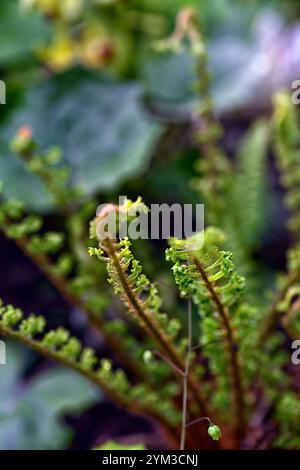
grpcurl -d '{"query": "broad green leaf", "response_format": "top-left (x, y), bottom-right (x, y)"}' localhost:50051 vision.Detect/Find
top-left (0, 0), bottom-right (50, 66)
top-left (0, 70), bottom-right (163, 211)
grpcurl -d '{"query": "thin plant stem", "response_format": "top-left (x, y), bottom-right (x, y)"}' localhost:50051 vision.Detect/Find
top-left (152, 350), bottom-right (184, 377)
top-left (180, 298), bottom-right (193, 450)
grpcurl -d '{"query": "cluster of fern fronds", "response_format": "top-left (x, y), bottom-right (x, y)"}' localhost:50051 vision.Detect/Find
top-left (1, 7), bottom-right (300, 450)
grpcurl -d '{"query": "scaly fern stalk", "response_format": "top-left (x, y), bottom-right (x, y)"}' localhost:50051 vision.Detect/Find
top-left (180, 298), bottom-right (193, 450)
top-left (166, 228), bottom-right (247, 440)
top-left (0, 299), bottom-right (180, 432)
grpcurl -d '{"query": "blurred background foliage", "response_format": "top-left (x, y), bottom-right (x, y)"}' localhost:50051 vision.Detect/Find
top-left (1, 0), bottom-right (300, 210)
top-left (0, 0), bottom-right (299, 449)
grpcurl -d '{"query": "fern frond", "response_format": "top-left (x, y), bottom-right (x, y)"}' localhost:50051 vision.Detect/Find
top-left (11, 127), bottom-right (81, 208)
top-left (0, 299), bottom-right (179, 428)
top-left (272, 92), bottom-right (300, 237)
top-left (0, 192), bottom-right (147, 382)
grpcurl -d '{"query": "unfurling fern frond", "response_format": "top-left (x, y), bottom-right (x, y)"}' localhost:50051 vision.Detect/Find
top-left (275, 392), bottom-right (300, 449)
top-left (89, 201), bottom-right (210, 416)
top-left (166, 228), bottom-right (250, 437)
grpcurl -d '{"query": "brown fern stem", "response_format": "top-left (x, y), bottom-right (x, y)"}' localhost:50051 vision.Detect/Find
top-left (193, 257), bottom-right (245, 439)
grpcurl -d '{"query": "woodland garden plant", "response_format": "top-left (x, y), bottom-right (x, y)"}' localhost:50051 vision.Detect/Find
top-left (0, 1), bottom-right (300, 450)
